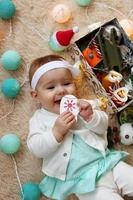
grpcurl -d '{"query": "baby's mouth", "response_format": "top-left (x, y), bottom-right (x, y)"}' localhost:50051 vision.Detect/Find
top-left (54, 99), bottom-right (61, 105)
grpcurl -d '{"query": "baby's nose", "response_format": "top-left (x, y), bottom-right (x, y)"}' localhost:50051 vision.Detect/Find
top-left (57, 85), bottom-right (66, 94)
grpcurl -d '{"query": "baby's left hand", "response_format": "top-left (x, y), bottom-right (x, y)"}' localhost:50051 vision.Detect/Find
top-left (78, 100), bottom-right (93, 122)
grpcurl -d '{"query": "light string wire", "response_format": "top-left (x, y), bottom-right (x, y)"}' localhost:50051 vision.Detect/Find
top-left (20, 61), bottom-right (30, 87)
top-left (0, 60), bottom-right (29, 121)
top-left (0, 99), bottom-right (15, 121)
top-left (127, 9), bottom-right (133, 19)
top-left (86, 2), bottom-right (129, 20)
top-left (11, 155), bottom-right (24, 200)
top-left (17, 16), bottom-right (48, 42)
top-left (0, 19), bottom-right (13, 42)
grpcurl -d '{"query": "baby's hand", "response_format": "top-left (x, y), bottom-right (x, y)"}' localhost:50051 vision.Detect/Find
top-left (53, 111), bottom-right (76, 142)
top-left (78, 100), bottom-right (93, 122)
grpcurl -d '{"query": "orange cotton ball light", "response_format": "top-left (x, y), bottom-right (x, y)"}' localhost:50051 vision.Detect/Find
top-left (0, 31), bottom-right (5, 41)
top-left (52, 4), bottom-right (71, 24)
top-left (119, 19), bottom-right (133, 41)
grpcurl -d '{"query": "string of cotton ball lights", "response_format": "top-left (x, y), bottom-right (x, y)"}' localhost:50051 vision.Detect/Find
top-left (0, 133), bottom-right (42, 200)
top-left (0, 50), bottom-right (21, 120)
top-left (0, 50), bottom-right (21, 99)
top-left (0, 133), bottom-right (24, 199)
top-left (0, 57), bottom-right (29, 121)
top-left (0, 133), bottom-right (41, 200)
top-left (0, 48), bottom-right (31, 200)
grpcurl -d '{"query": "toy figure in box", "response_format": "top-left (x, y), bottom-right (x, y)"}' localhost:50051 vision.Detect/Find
top-left (97, 25), bottom-right (122, 72)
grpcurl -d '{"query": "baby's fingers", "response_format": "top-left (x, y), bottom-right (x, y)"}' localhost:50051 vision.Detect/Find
top-left (67, 117), bottom-right (76, 128)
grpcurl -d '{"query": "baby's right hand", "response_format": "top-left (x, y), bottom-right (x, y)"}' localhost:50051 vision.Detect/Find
top-left (53, 111), bottom-right (76, 142)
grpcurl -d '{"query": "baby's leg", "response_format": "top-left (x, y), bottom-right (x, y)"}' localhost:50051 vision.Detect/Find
top-left (76, 188), bottom-right (123, 200)
top-left (76, 171), bottom-right (124, 200)
top-left (113, 161), bottom-right (133, 197)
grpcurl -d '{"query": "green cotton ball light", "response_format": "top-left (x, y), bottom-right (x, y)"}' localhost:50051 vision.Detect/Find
top-left (20, 182), bottom-right (41, 200)
top-left (75, 0), bottom-right (92, 6)
top-left (1, 78), bottom-right (21, 98)
top-left (0, 134), bottom-right (20, 155)
top-left (49, 37), bottom-right (64, 52)
top-left (49, 26), bottom-right (79, 52)
top-left (1, 50), bottom-right (21, 70)
top-left (0, 0), bottom-right (16, 20)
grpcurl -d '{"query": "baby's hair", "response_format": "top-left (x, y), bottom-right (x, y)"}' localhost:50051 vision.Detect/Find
top-left (29, 54), bottom-right (64, 86)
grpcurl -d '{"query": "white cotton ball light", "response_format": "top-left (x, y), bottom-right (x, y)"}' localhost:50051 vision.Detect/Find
top-left (120, 123), bottom-right (133, 145)
top-left (52, 4), bottom-right (71, 24)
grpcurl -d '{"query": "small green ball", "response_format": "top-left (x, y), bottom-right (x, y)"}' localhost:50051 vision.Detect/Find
top-left (1, 78), bottom-right (21, 98)
top-left (89, 53), bottom-right (94, 59)
top-left (1, 50), bottom-right (21, 70)
top-left (20, 182), bottom-right (41, 200)
top-left (0, 0), bottom-right (16, 20)
top-left (0, 134), bottom-right (20, 155)
top-left (75, 0), bottom-right (91, 6)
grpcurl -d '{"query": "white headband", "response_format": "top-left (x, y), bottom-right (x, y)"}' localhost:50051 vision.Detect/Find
top-left (31, 60), bottom-right (80, 90)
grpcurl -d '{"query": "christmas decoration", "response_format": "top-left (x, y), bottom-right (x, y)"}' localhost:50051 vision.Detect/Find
top-left (102, 70), bottom-right (123, 91)
top-left (0, 133), bottom-right (20, 154)
top-left (20, 182), bottom-right (41, 200)
top-left (75, 0), bottom-right (92, 7)
top-left (119, 106), bottom-right (133, 125)
top-left (0, 0), bottom-right (16, 20)
top-left (1, 78), bottom-right (21, 98)
top-left (52, 4), bottom-right (71, 24)
top-left (49, 26), bottom-right (79, 52)
top-left (119, 123), bottom-right (133, 145)
top-left (1, 50), bottom-right (21, 70)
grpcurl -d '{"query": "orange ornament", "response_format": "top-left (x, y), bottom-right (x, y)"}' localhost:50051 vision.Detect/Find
top-left (102, 71), bottom-right (123, 91)
top-left (82, 47), bottom-right (102, 68)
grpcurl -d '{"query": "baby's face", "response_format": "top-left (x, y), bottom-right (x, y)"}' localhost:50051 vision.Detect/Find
top-left (36, 68), bottom-right (76, 114)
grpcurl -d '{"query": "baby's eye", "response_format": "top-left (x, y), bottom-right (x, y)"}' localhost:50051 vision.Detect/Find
top-left (64, 82), bottom-right (71, 86)
top-left (47, 86), bottom-right (55, 90)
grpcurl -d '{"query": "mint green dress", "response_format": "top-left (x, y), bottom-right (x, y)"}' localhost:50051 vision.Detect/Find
top-left (39, 135), bottom-right (128, 200)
